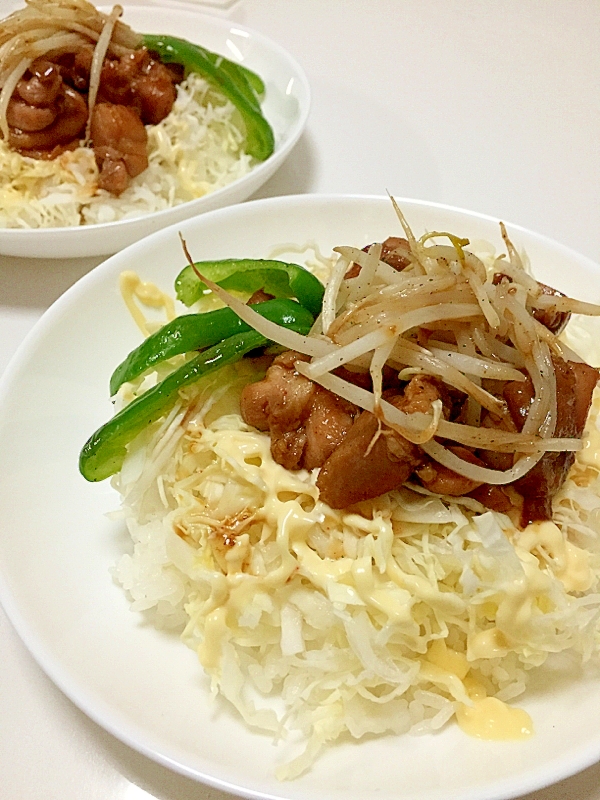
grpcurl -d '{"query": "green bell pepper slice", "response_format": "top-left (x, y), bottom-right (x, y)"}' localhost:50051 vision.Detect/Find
top-left (109, 298), bottom-right (314, 396)
top-left (80, 330), bottom-right (266, 482)
top-left (80, 292), bottom-right (316, 481)
top-left (175, 258), bottom-right (325, 317)
top-left (142, 33), bottom-right (274, 161)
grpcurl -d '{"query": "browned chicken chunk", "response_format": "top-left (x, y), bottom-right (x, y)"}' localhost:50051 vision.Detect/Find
top-left (493, 273), bottom-right (571, 336)
top-left (503, 357), bottom-right (599, 525)
top-left (58, 49), bottom-right (94, 92)
top-left (416, 446), bottom-right (484, 496)
top-left (240, 351), bottom-right (357, 471)
top-left (8, 83), bottom-right (87, 153)
top-left (316, 409), bottom-right (420, 508)
top-left (91, 103), bottom-right (149, 195)
top-left (98, 48), bottom-right (179, 125)
top-left (15, 59), bottom-right (62, 106)
top-left (345, 236), bottom-right (412, 279)
top-left (316, 376), bottom-right (444, 508)
top-left (5, 46), bottom-right (181, 192)
top-left (7, 99), bottom-right (57, 132)
top-left (239, 285), bottom-right (597, 520)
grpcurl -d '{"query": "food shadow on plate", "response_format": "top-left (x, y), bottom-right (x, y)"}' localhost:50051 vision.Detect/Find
top-left (250, 131), bottom-right (317, 200)
top-left (98, 688), bottom-right (600, 800)
top-left (100, 728), bottom-right (237, 800)
top-left (519, 649), bottom-right (600, 700)
top-left (516, 759), bottom-right (600, 800)
top-left (0, 254), bottom-right (104, 311)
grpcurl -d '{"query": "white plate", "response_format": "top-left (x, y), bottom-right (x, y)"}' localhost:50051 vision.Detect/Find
top-left (0, 6), bottom-right (310, 259)
top-left (2, 195), bottom-right (600, 800)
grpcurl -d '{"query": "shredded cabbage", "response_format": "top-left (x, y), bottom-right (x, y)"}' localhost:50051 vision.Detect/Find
top-left (112, 350), bottom-right (600, 779)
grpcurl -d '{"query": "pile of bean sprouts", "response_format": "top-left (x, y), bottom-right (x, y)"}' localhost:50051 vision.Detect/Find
top-left (187, 199), bottom-right (600, 487)
top-left (0, 0), bottom-right (141, 141)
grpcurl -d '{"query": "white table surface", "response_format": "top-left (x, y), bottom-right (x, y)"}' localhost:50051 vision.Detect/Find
top-left (2, 1), bottom-right (600, 798)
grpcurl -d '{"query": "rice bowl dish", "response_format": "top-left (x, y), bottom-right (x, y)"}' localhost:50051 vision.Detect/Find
top-left (78, 198), bottom-right (600, 779)
top-left (0, 4), bottom-right (310, 258)
top-left (4, 196), bottom-right (600, 800)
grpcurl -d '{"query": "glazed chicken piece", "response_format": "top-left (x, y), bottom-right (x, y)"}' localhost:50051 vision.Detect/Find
top-left (241, 337), bottom-right (598, 518)
top-left (247, 289), bottom-right (275, 305)
top-left (240, 350), bottom-right (357, 471)
top-left (98, 47), bottom-right (179, 125)
top-left (7, 98), bottom-right (57, 132)
top-left (503, 356), bottom-right (598, 526)
top-left (344, 236), bottom-right (412, 279)
top-left (59, 49), bottom-right (94, 92)
top-left (13, 59), bottom-right (62, 107)
top-left (469, 484), bottom-right (515, 515)
top-left (416, 446), bottom-right (484, 497)
top-left (493, 273), bottom-right (571, 336)
top-left (90, 103), bottom-right (149, 195)
top-left (316, 375), bottom-right (445, 508)
top-left (7, 59), bottom-right (87, 156)
top-left (315, 408), bottom-right (420, 508)
top-left (6, 46), bottom-right (180, 191)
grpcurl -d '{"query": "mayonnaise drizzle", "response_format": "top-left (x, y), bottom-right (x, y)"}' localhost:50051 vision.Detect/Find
top-left (515, 520), bottom-right (593, 593)
top-left (119, 271), bottom-right (175, 336)
top-left (456, 695), bottom-right (533, 740)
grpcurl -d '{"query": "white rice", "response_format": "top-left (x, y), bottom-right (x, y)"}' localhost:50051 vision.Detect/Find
top-left (0, 72), bottom-right (255, 229)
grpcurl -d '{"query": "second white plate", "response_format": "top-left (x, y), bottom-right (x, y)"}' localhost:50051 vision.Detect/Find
top-left (0, 5), bottom-right (310, 259)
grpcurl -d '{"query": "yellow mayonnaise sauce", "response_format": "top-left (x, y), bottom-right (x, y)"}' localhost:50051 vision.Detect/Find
top-left (515, 520), bottom-right (593, 593)
top-left (119, 271), bottom-right (175, 336)
top-left (456, 678), bottom-right (533, 740)
top-left (456, 698), bottom-right (533, 740)
top-left (427, 638), bottom-right (533, 740)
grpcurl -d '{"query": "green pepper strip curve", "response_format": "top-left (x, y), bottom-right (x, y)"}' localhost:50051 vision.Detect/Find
top-left (143, 33), bottom-right (263, 109)
top-left (233, 62), bottom-right (265, 98)
top-left (175, 259), bottom-right (325, 317)
top-left (109, 298), bottom-right (314, 396)
top-left (165, 38), bottom-right (265, 101)
top-left (142, 34), bottom-right (274, 161)
top-left (80, 330), bottom-right (266, 482)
